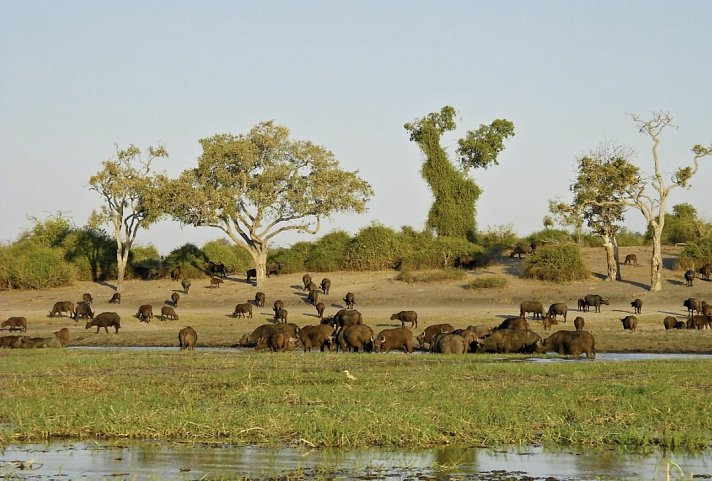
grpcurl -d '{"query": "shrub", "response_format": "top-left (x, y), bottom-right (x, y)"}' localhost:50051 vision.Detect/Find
top-left (61, 227), bottom-right (116, 281)
top-left (678, 237), bottom-right (712, 271)
top-left (527, 229), bottom-right (574, 246)
top-left (202, 239), bottom-right (252, 274)
top-left (476, 225), bottom-right (519, 251)
top-left (522, 244), bottom-right (589, 283)
top-left (466, 276), bottom-right (508, 290)
top-left (270, 242), bottom-right (312, 274)
top-left (400, 236), bottom-right (484, 270)
top-left (305, 230), bottom-right (351, 272)
top-left (0, 241), bottom-right (75, 289)
top-left (397, 268), bottom-right (467, 284)
top-left (615, 230), bottom-right (646, 247)
top-left (163, 244), bottom-right (208, 278)
top-left (345, 223), bottom-right (409, 270)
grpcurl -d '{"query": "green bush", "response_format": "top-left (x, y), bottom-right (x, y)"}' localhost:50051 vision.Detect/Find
top-left (269, 242), bottom-right (312, 274)
top-left (345, 223), bottom-right (409, 271)
top-left (163, 244), bottom-right (208, 278)
top-left (476, 225), bottom-right (519, 251)
top-left (202, 239), bottom-right (252, 274)
top-left (522, 244), bottom-right (589, 283)
top-left (396, 268), bottom-right (467, 284)
top-left (400, 236), bottom-right (484, 270)
top-left (0, 241), bottom-right (75, 289)
top-left (304, 230), bottom-right (351, 272)
top-left (61, 227), bottom-right (116, 281)
top-left (615, 229), bottom-right (646, 247)
top-left (527, 229), bottom-right (574, 246)
top-left (466, 276), bottom-right (508, 290)
top-left (678, 237), bottom-right (712, 271)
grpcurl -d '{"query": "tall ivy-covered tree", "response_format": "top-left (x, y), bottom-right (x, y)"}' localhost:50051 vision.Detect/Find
top-left (165, 121), bottom-right (373, 287)
top-left (89, 144), bottom-right (169, 292)
top-left (404, 106), bottom-right (514, 241)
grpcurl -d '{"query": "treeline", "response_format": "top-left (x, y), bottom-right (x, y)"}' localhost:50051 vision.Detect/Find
top-left (3, 215), bottom-right (712, 290)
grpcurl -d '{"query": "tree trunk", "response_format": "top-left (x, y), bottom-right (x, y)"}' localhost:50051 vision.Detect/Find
top-left (612, 235), bottom-right (622, 281)
top-left (115, 249), bottom-right (125, 293)
top-left (650, 227), bottom-right (664, 292)
top-left (601, 234), bottom-right (618, 282)
top-left (252, 246), bottom-right (268, 288)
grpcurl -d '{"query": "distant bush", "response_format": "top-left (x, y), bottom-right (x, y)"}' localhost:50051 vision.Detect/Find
top-left (397, 268), bottom-right (467, 284)
top-left (305, 230), bottom-right (351, 272)
top-left (0, 241), bottom-right (75, 290)
top-left (615, 230), bottom-right (646, 247)
top-left (202, 239), bottom-right (252, 274)
top-left (61, 227), bottom-right (116, 281)
top-left (270, 242), bottom-right (312, 274)
top-left (345, 223), bottom-right (408, 270)
top-left (163, 244), bottom-right (208, 278)
top-left (522, 244), bottom-right (589, 283)
top-left (400, 236), bottom-right (484, 270)
top-left (527, 229), bottom-right (574, 246)
top-left (476, 225), bottom-right (519, 251)
top-left (678, 237), bottom-right (712, 271)
top-left (466, 276), bottom-right (508, 290)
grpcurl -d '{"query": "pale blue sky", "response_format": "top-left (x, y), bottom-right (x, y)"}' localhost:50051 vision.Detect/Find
top-left (2, 1), bottom-right (711, 254)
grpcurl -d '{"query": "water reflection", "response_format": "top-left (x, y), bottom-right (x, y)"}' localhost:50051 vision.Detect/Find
top-left (1, 441), bottom-right (710, 481)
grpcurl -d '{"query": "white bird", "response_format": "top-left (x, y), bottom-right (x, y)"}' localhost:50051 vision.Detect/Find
top-left (343, 370), bottom-right (357, 381)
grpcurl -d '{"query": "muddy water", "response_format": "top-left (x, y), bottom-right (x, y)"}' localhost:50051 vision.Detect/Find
top-left (1, 442), bottom-right (710, 481)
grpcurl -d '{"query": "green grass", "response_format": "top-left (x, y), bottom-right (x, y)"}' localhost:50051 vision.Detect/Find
top-left (396, 269), bottom-right (468, 283)
top-left (0, 350), bottom-right (710, 450)
top-left (465, 276), bottom-right (508, 290)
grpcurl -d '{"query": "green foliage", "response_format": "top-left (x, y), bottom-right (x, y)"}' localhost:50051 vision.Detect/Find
top-left (22, 214), bottom-right (72, 247)
top-left (61, 227), bottom-right (116, 281)
top-left (130, 244), bottom-right (161, 263)
top-left (679, 237), bottom-right (712, 271)
top-left (466, 276), bottom-right (508, 290)
top-left (202, 239), bottom-right (252, 273)
top-left (400, 236), bottom-right (484, 270)
top-left (345, 223), bottom-right (408, 270)
top-left (615, 229), bottom-right (646, 247)
top-left (396, 268), bottom-right (467, 284)
top-left (269, 242), bottom-right (313, 274)
top-left (0, 241), bottom-right (75, 289)
top-left (456, 118), bottom-right (516, 171)
top-left (522, 244), bottom-right (589, 283)
top-left (304, 230), bottom-right (351, 272)
top-left (527, 229), bottom-right (574, 246)
top-left (163, 244), bottom-right (208, 278)
top-left (645, 203), bottom-right (708, 245)
top-left (475, 225), bottom-right (519, 251)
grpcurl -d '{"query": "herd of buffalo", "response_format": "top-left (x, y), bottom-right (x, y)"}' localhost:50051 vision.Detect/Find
top-left (2, 267), bottom-right (711, 356)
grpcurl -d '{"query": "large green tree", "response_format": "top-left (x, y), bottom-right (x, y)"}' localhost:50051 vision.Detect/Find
top-left (89, 144), bottom-right (169, 292)
top-left (165, 121), bottom-right (373, 286)
top-left (404, 106), bottom-right (514, 241)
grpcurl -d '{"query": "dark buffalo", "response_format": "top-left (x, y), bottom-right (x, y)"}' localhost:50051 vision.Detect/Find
top-left (683, 298), bottom-right (702, 317)
top-left (210, 277), bottom-right (223, 288)
top-left (673, 320), bottom-right (687, 329)
top-left (82, 293), bottom-right (93, 305)
top-left (161, 306), bottom-right (179, 321)
top-left (375, 327), bottom-right (414, 353)
top-left (181, 279), bottom-right (191, 294)
top-left (497, 317), bottom-right (530, 331)
top-left (256, 331), bottom-right (288, 352)
top-left (520, 300), bottom-right (545, 320)
top-left (390, 310), bottom-right (418, 328)
top-left (171, 292), bottom-right (180, 307)
top-left (86, 312), bottom-right (121, 333)
top-left (577, 298), bottom-right (588, 312)
top-left (685, 270), bottom-right (696, 287)
top-left (1, 317), bottom-right (27, 332)
top-left (536, 330), bottom-right (595, 359)
top-left (662, 316), bottom-right (677, 330)
top-left (267, 262), bottom-right (282, 277)
top-left (315, 301), bottom-right (326, 319)
top-left (321, 278), bottom-right (331, 294)
top-left (510, 244), bottom-right (533, 259)
top-left (699, 263), bottom-right (712, 280)
top-left (621, 315), bottom-right (638, 330)
top-left (623, 254), bottom-right (638, 266)
top-left (170, 266), bottom-right (182, 281)
top-left (49, 301), bottom-right (74, 318)
top-left (630, 298), bottom-right (643, 314)
top-left (338, 324), bottom-right (374, 353)
top-left (207, 261), bottom-right (227, 278)
top-left (416, 323), bottom-right (455, 349)
top-left (687, 315), bottom-right (710, 330)
top-left (232, 303), bottom-right (253, 319)
top-left (451, 325), bottom-right (493, 339)
top-left (302, 274), bottom-right (312, 290)
top-left (333, 309), bottom-right (362, 327)
top-left (246, 268), bottom-right (257, 283)
top-left (178, 326), bottom-right (197, 350)
top-left (297, 324), bottom-right (335, 352)
top-left (274, 308), bottom-right (288, 324)
top-left (308, 289), bottom-right (320, 306)
top-left (108, 293), bottom-right (121, 304)
top-left (241, 323), bottom-right (300, 347)
top-left (547, 303), bottom-right (568, 322)
top-left (255, 291), bottom-right (266, 307)
top-left (542, 316), bottom-right (558, 331)
top-left (73, 301), bottom-right (94, 321)
top-left (273, 299), bottom-right (284, 312)
top-left (573, 316), bottom-right (585, 331)
top-left (53, 327), bottom-right (70, 346)
top-left (306, 281), bottom-right (318, 293)
top-left (343, 292), bottom-right (356, 309)
top-left (583, 294), bottom-right (609, 313)
top-left (473, 329), bottom-right (542, 354)
top-left (432, 333), bottom-right (469, 354)
top-left (135, 304), bottom-right (153, 322)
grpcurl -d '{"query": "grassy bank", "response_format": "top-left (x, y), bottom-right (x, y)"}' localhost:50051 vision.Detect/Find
top-left (1, 350), bottom-right (710, 449)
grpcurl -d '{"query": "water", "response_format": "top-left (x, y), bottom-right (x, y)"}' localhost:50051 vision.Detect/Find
top-left (1, 442), bottom-right (710, 481)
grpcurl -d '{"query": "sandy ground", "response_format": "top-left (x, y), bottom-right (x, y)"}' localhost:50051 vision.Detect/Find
top-left (1, 246), bottom-right (711, 352)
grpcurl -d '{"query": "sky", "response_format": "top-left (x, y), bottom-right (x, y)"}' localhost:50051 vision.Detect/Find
top-left (2, 1), bottom-right (711, 255)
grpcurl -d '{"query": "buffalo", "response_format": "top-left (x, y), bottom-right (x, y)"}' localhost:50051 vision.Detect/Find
top-left (623, 254), bottom-right (638, 266)
top-left (49, 301), bottom-right (74, 318)
top-left (333, 309), bottom-right (362, 327)
top-left (663, 316), bottom-right (677, 330)
top-left (496, 317), bottom-right (530, 331)
top-left (82, 293), bottom-right (93, 305)
top-left (274, 308), bottom-right (288, 324)
top-left (108, 293), bottom-right (121, 304)
top-left (343, 292), bottom-right (356, 309)
top-left (699, 263), bottom-right (712, 280)
top-left (232, 303), bottom-right (253, 319)
top-left (510, 244), bottom-right (533, 259)
top-left (687, 315), bottom-right (710, 330)
top-left (520, 300), bottom-right (545, 320)
top-left (210, 277), bottom-right (223, 288)
top-left (254, 291), bottom-right (266, 307)
top-left (86, 312), bottom-right (121, 333)
top-left (181, 279), bottom-right (191, 294)
top-left (178, 326), bottom-right (197, 350)
top-left (375, 327), bottom-right (414, 353)
top-left (416, 323), bottom-right (454, 349)
top-left (267, 262), bottom-right (282, 277)
top-left (321, 277), bottom-right (331, 294)
top-left (630, 298), bottom-right (643, 314)
top-left (337, 324), bottom-right (374, 353)
top-left (256, 331), bottom-right (288, 352)
top-left (390, 310), bottom-right (418, 328)
top-left (684, 270), bottom-right (696, 287)
top-left (432, 333), bottom-right (469, 354)
top-left (308, 289), bottom-right (320, 306)
top-left (170, 266), bottom-right (182, 281)
top-left (73, 301), bottom-right (94, 321)
top-left (542, 316), bottom-right (558, 331)
top-left (315, 301), bottom-right (326, 319)
top-left (241, 323), bottom-right (300, 347)
top-left (683, 298), bottom-right (702, 317)
top-left (547, 303), bottom-right (568, 322)
top-left (473, 329), bottom-right (542, 354)
top-left (297, 324), bottom-right (335, 352)
top-left (246, 268), bottom-right (257, 283)
top-left (302, 274), bottom-right (313, 290)
top-left (171, 292), bottom-right (180, 307)
top-left (577, 298), bottom-right (588, 312)
top-left (2, 317), bottom-right (27, 332)
top-left (536, 330), bottom-right (595, 358)
top-left (583, 294), bottom-right (609, 313)
top-left (573, 316), bottom-right (585, 331)
top-left (621, 315), bottom-right (638, 330)
top-left (207, 261), bottom-right (227, 278)
top-left (135, 304), bottom-right (153, 322)
top-left (161, 306), bottom-right (179, 321)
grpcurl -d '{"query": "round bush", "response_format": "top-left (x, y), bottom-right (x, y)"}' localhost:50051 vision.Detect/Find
top-left (305, 230), bottom-right (351, 272)
top-left (522, 244), bottom-right (589, 283)
top-left (345, 224), bottom-right (409, 271)
top-left (679, 237), bottom-right (712, 271)
top-left (0, 241), bottom-right (75, 289)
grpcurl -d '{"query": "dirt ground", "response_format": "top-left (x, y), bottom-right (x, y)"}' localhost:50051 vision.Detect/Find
top-left (1, 246), bottom-right (711, 352)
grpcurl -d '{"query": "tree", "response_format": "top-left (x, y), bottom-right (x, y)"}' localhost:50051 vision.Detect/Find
top-left (547, 200), bottom-right (585, 244)
top-left (89, 144), bottom-right (169, 292)
top-left (627, 113), bottom-right (712, 291)
top-left (404, 106), bottom-right (514, 241)
top-left (165, 121), bottom-right (373, 286)
top-left (645, 203), bottom-right (709, 245)
top-left (568, 143), bottom-right (639, 282)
